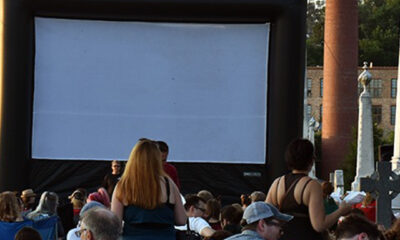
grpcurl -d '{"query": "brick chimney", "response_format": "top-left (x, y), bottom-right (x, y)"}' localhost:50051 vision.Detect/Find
top-left (321, 0), bottom-right (358, 179)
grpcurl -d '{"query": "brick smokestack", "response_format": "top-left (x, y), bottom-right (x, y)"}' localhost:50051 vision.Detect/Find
top-left (321, 0), bottom-right (358, 180)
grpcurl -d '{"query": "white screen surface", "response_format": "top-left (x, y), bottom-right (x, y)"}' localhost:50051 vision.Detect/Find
top-left (32, 17), bottom-right (269, 163)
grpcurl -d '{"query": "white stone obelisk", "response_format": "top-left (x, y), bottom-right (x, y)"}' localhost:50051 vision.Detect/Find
top-left (308, 117), bottom-right (319, 178)
top-left (352, 62), bottom-right (375, 191)
top-left (391, 39), bottom-right (400, 213)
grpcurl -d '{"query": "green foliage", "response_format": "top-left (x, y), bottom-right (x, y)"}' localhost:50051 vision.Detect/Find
top-left (306, 1), bottom-right (325, 66)
top-left (358, 0), bottom-right (400, 66)
top-left (341, 124), bottom-right (393, 191)
top-left (307, 0), bottom-right (400, 66)
top-left (385, 130), bottom-right (395, 145)
top-left (342, 127), bottom-right (358, 191)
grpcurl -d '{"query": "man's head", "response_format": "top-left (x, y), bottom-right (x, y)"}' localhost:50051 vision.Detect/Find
top-left (79, 207), bottom-right (121, 240)
top-left (197, 190), bottom-right (214, 203)
top-left (221, 204), bottom-right (243, 227)
top-left (157, 141), bottom-right (169, 162)
top-left (335, 214), bottom-right (384, 240)
top-left (15, 227), bottom-right (42, 240)
top-left (184, 195), bottom-right (206, 218)
top-left (250, 191), bottom-right (266, 203)
top-left (242, 202), bottom-right (293, 240)
top-left (20, 189), bottom-right (36, 206)
top-left (111, 160), bottom-right (121, 175)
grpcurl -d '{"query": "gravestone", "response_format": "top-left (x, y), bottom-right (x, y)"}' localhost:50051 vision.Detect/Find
top-left (329, 172), bottom-right (335, 184)
top-left (334, 170), bottom-right (344, 196)
top-left (360, 161), bottom-right (400, 228)
top-left (308, 117), bottom-right (319, 179)
top-left (352, 62), bottom-right (375, 191)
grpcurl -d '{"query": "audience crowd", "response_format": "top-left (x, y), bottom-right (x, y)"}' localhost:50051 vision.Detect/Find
top-left (1, 138), bottom-right (399, 240)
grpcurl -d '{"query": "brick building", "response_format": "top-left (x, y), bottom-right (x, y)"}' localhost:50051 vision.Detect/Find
top-left (306, 66), bottom-right (397, 136)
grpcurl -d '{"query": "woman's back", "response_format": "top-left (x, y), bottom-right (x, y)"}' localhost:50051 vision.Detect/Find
top-left (111, 139), bottom-right (187, 240)
top-left (123, 204), bottom-right (175, 239)
top-left (276, 173), bottom-right (323, 240)
top-left (121, 177), bottom-right (176, 240)
top-left (267, 139), bottom-right (351, 240)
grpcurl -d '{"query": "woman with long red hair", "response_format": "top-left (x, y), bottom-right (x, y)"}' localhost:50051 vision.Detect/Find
top-left (111, 139), bottom-right (186, 239)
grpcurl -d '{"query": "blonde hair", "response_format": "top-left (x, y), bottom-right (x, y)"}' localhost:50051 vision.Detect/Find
top-left (116, 140), bottom-right (165, 209)
top-left (362, 192), bottom-right (374, 206)
top-left (0, 191), bottom-right (21, 222)
top-left (71, 198), bottom-right (85, 208)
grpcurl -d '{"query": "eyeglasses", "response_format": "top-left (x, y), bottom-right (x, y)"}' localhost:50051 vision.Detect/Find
top-left (195, 206), bottom-right (206, 212)
top-left (264, 220), bottom-right (285, 235)
top-left (264, 220), bottom-right (283, 228)
top-left (75, 228), bottom-right (88, 237)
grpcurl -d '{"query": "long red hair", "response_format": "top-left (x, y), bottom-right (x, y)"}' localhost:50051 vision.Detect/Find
top-left (116, 140), bottom-right (165, 209)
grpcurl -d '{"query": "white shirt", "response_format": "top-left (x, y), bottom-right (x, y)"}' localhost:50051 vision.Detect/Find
top-left (66, 227), bottom-right (80, 240)
top-left (175, 217), bottom-right (211, 234)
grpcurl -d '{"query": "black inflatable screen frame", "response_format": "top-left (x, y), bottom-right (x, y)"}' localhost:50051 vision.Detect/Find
top-left (1, 0), bottom-right (306, 203)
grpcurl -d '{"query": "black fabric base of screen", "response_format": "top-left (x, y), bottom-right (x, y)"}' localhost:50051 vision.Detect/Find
top-left (30, 159), bottom-right (271, 205)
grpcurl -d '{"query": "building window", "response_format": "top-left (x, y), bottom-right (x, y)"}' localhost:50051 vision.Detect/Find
top-left (320, 78), bottom-right (323, 97)
top-left (391, 79), bottom-right (397, 98)
top-left (358, 79), bottom-right (382, 98)
top-left (371, 79), bottom-right (382, 98)
top-left (372, 105), bottom-right (382, 124)
top-left (391, 105), bottom-right (396, 125)
top-left (307, 78), bottom-right (312, 97)
top-left (307, 104), bottom-right (312, 121)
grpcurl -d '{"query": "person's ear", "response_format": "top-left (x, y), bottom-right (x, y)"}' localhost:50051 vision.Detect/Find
top-left (189, 205), bottom-right (195, 213)
top-left (87, 230), bottom-right (94, 240)
top-left (358, 232), bottom-right (368, 240)
top-left (258, 219), bottom-right (266, 230)
top-left (222, 219), bottom-right (228, 226)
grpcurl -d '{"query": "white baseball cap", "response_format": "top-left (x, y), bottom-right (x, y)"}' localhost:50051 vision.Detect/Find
top-left (243, 202), bottom-right (293, 224)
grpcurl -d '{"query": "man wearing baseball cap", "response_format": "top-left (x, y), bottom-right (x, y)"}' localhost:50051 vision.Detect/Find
top-left (226, 202), bottom-right (293, 240)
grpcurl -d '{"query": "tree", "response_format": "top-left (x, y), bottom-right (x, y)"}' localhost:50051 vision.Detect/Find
top-left (358, 0), bottom-right (400, 66)
top-left (306, 0), bottom-right (400, 66)
top-left (306, 1), bottom-right (325, 66)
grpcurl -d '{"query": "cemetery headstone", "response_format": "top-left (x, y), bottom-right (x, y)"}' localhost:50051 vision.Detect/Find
top-left (360, 161), bottom-right (400, 228)
top-left (352, 62), bottom-right (375, 191)
top-left (334, 169), bottom-right (344, 196)
top-left (329, 172), bottom-right (334, 184)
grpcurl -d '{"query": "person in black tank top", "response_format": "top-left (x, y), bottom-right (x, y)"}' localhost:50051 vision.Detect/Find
top-left (278, 173), bottom-right (322, 240)
top-left (266, 139), bottom-right (351, 240)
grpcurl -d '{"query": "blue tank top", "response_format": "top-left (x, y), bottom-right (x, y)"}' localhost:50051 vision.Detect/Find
top-left (122, 177), bottom-right (175, 240)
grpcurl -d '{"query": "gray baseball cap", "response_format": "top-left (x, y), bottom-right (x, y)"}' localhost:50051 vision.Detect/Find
top-left (243, 202), bottom-right (293, 224)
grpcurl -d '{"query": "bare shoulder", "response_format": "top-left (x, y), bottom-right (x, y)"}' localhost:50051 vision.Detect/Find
top-left (267, 176), bottom-right (285, 204)
top-left (303, 178), bottom-right (323, 194)
top-left (270, 177), bottom-right (280, 187)
top-left (161, 176), bottom-right (179, 202)
top-left (274, 175), bottom-right (285, 186)
top-left (162, 175), bottom-right (178, 190)
top-left (268, 176), bottom-right (285, 192)
top-left (297, 178), bottom-right (322, 205)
